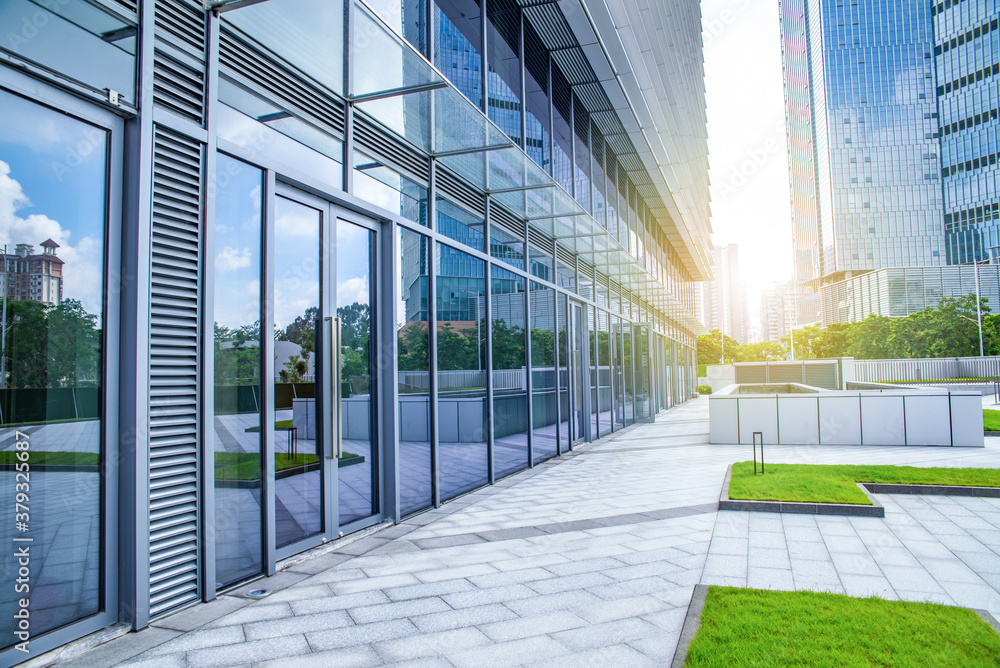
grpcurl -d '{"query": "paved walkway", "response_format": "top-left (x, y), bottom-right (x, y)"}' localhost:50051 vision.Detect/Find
top-left (66, 399), bottom-right (1000, 667)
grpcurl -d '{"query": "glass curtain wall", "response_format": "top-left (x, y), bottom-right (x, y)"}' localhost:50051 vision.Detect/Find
top-left (486, 0), bottom-right (522, 145)
top-left (551, 70), bottom-right (573, 195)
top-left (397, 228), bottom-right (433, 515)
top-left (597, 310), bottom-right (613, 436)
top-left (213, 155), bottom-right (264, 587)
top-left (589, 306), bottom-right (599, 439)
top-left (491, 265), bottom-right (528, 477)
top-left (0, 91), bottom-right (109, 646)
top-left (436, 244), bottom-right (488, 500)
top-left (523, 22), bottom-right (550, 173)
top-left (435, 0), bottom-right (483, 109)
top-left (272, 196), bottom-right (323, 547)
top-left (556, 293), bottom-right (569, 448)
top-left (530, 282), bottom-right (557, 462)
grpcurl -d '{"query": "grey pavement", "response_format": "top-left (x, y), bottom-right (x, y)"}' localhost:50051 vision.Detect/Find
top-left (64, 398), bottom-right (1000, 667)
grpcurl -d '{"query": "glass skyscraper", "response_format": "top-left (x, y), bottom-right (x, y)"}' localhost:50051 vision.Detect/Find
top-left (781, 0), bottom-right (948, 324)
top-left (936, 0), bottom-right (1000, 264)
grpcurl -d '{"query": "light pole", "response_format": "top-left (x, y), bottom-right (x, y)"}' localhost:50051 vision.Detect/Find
top-left (971, 245), bottom-right (1000, 358)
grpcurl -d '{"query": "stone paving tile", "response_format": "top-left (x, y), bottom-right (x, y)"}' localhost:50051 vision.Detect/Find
top-left (66, 399), bottom-right (1000, 667)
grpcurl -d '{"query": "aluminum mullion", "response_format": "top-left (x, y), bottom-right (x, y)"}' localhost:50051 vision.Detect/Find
top-left (484, 198), bottom-right (496, 485)
top-left (428, 162), bottom-right (441, 508)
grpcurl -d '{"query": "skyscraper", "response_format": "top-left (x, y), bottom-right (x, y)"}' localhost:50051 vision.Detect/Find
top-left (780, 0), bottom-right (947, 324)
top-left (696, 244), bottom-right (748, 343)
top-left (936, 2), bottom-right (1000, 264)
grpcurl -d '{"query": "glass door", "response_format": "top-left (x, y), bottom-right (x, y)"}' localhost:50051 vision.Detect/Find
top-left (569, 301), bottom-right (589, 444)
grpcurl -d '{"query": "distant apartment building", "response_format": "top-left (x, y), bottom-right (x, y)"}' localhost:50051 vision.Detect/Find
top-left (760, 281), bottom-right (798, 344)
top-left (2, 239), bottom-right (64, 307)
top-left (696, 244), bottom-right (748, 343)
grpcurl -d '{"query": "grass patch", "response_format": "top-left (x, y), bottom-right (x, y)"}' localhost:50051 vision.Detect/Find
top-left (729, 462), bottom-right (1000, 505)
top-left (686, 587), bottom-right (1000, 667)
top-left (0, 450), bottom-right (100, 467)
top-left (213, 451), bottom-right (359, 479)
top-left (984, 410), bottom-right (1000, 432)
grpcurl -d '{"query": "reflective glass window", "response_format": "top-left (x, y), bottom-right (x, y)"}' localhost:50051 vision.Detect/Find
top-left (491, 265), bottom-right (528, 477)
top-left (435, 0), bottom-right (483, 108)
top-left (489, 224), bottom-right (525, 269)
top-left (436, 196), bottom-right (484, 251)
top-left (530, 282), bottom-right (557, 463)
top-left (0, 90), bottom-right (109, 647)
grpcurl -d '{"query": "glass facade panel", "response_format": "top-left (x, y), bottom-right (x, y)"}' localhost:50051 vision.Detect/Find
top-left (597, 310), bottom-right (612, 436)
top-left (273, 196), bottom-right (322, 547)
top-left (491, 265), bottom-right (528, 477)
top-left (556, 293), bottom-right (569, 449)
top-left (552, 87), bottom-right (573, 195)
top-left (436, 196), bottom-right (485, 251)
top-left (529, 282), bottom-right (556, 462)
top-left (528, 245), bottom-right (551, 282)
top-left (435, 0), bottom-right (483, 109)
top-left (0, 0), bottom-right (136, 102)
top-left (337, 223), bottom-right (378, 526)
top-left (588, 306), bottom-right (598, 439)
top-left (486, 0), bottom-right (522, 144)
top-left (213, 155), bottom-right (264, 587)
top-left (353, 150), bottom-right (428, 226)
top-left (436, 244), bottom-right (488, 500)
top-left (226, 0), bottom-right (343, 95)
top-left (489, 224), bottom-right (525, 269)
top-left (397, 228), bottom-right (433, 515)
top-left (524, 23), bottom-right (550, 173)
top-left (0, 91), bottom-right (107, 648)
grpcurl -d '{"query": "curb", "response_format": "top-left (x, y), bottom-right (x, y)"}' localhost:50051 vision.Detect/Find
top-left (717, 464), bottom-right (885, 517)
top-left (862, 482), bottom-right (1000, 498)
top-left (670, 584), bottom-right (709, 668)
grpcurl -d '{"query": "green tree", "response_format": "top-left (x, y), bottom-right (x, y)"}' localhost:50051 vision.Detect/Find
top-left (696, 329), bottom-right (740, 365)
top-left (279, 352), bottom-right (308, 383)
top-left (737, 341), bottom-right (786, 362)
top-left (812, 322), bottom-right (852, 359)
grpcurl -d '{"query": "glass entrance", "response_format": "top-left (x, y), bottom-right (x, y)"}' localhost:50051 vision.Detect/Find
top-left (213, 180), bottom-right (381, 585)
top-left (569, 301), bottom-right (589, 444)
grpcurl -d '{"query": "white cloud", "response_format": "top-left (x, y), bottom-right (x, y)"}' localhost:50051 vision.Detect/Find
top-left (216, 245), bottom-right (252, 272)
top-left (337, 276), bottom-right (369, 306)
top-left (0, 160), bottom-right (104, 315)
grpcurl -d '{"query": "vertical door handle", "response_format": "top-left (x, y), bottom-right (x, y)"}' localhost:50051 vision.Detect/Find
top-left (327, 316), bottom-right (344, 459)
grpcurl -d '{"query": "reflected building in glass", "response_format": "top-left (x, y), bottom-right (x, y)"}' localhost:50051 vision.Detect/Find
top-left (781, 0), bottom-right (947, 325)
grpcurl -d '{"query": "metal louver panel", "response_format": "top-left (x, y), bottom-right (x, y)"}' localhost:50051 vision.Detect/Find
top-left (437, 167), bottom-right (485, 218)
top-left (579, 259), bottom-right (595, 280)
top-left (148, 128), bottom-right (202, 618)
top-left (355, 114), bottom-right (431, 184)
top-left (220, 30), bottom-right (345, 136)
top-left (555, 244), bottom-right (574, 267)
top-left (527, 228), bottom-right (554, 255)
top-left (491, 203), bottom-right (525, 238)
top-left (596, 271), bottom-right (610, 290)
top-left (153, 51), bottom-right (206, 124)
top-left (153, 1), bottom-right (206, 124)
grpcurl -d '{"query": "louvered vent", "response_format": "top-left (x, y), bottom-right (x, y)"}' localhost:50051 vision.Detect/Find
top-left (579, 259), bottom-right (595, 281)
top-left (153, 0), bottom-right (207, 124)
top-left (354, 114), bottom-right (431, 183)
top-left (555, 244), bottom-right (574, 267)
top-left (528, 227), bottom-right (553, 254)
top-left (148, 128), bottom-right (202, 618)
top-left (437, 167), bottom-right (485, 218)
top-left (596, 271), bottom-right (610, 290)
top-left (220, 30), bottom-right (345, 136)
top-left (491, 202), bottom-right (525, 238)
top-left (112, 0), bottom-right (137, 14)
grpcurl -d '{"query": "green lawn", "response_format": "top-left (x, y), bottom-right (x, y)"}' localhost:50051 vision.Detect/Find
top-left (0, 450), bottom-right (100, 467)
top-left (729, 462), bottom-right (1000, 505)
top-left (685, 587), bottom-right (1000, 667)
top-left (984, 409), bottom-right (1000, 431)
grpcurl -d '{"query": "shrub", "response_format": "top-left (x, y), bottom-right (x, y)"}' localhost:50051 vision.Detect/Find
top-left (698, 384), bottom-right (712, 395)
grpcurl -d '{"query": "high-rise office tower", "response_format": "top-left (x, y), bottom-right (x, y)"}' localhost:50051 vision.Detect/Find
top-left (936, 1), bottom-right (1000, 264)
top-left (780, 0), bottom-right (947, 324)
top-left (696, 244), bottom-right (748, 343)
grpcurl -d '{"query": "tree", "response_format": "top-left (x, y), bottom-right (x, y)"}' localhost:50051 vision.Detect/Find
top-left (3, 299), bottom-right (102, 389)
top-left (279, 352), bottom-right (308, 383)
top-left (812, 322), bottom-right (852, 359)
top-left (696, 329), bottom-right (740, 365)
top-left (847, 314), bottom-right (899, 360)
top-left (781, 324), bottom-right (822, 360)
top-left (737, 341), bottom-right (786, 362)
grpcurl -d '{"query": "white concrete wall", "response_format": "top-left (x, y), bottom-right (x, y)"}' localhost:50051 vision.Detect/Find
top-left (709, 389), bottom-right (983, 446)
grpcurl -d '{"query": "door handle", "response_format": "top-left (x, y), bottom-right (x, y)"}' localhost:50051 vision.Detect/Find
top-left (327, 316), bottom-right (343, 460)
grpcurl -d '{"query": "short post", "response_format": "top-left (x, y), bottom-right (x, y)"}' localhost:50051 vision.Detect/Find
top-left (994, 378), bottom-right (999, 405)
top-left (753, 431), bottom-right (764, 475)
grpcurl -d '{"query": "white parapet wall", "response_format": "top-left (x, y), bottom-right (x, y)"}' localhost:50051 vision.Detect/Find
top-left (709, 384), bottom-right (984, 447)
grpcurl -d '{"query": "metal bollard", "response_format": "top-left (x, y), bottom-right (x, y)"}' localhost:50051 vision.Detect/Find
top-left (753, 431), bottom-right (764, 475)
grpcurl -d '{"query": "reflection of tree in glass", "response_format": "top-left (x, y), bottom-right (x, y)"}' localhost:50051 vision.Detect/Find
top-left (5, 299), bottom-right (101, 389)
top-left (214, 320), bottom-right (262, 385)
top-left (277, 306), bottom-right (318, 354)
top-left (279, 353), bottom-right (308, 383)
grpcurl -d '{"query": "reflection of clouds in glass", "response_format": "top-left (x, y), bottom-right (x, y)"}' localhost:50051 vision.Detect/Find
top-left (0, 160), bottom-right (103, 313)
top-left (274, 277), bottom-right (319, 330)
top-left (216, 245), bottom-right (252, 272)
top-left (338, 275), bottom-right (369, 306)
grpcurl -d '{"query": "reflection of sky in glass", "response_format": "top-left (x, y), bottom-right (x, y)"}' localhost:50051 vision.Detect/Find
top-left (274, 197), bottom-right (321, 329)
top-left (0, 89), bottom-right (106, 318)
top-left (337, 223), bottom-right (371, 309)
top-left (214, 155), bottom-right (262, 331)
